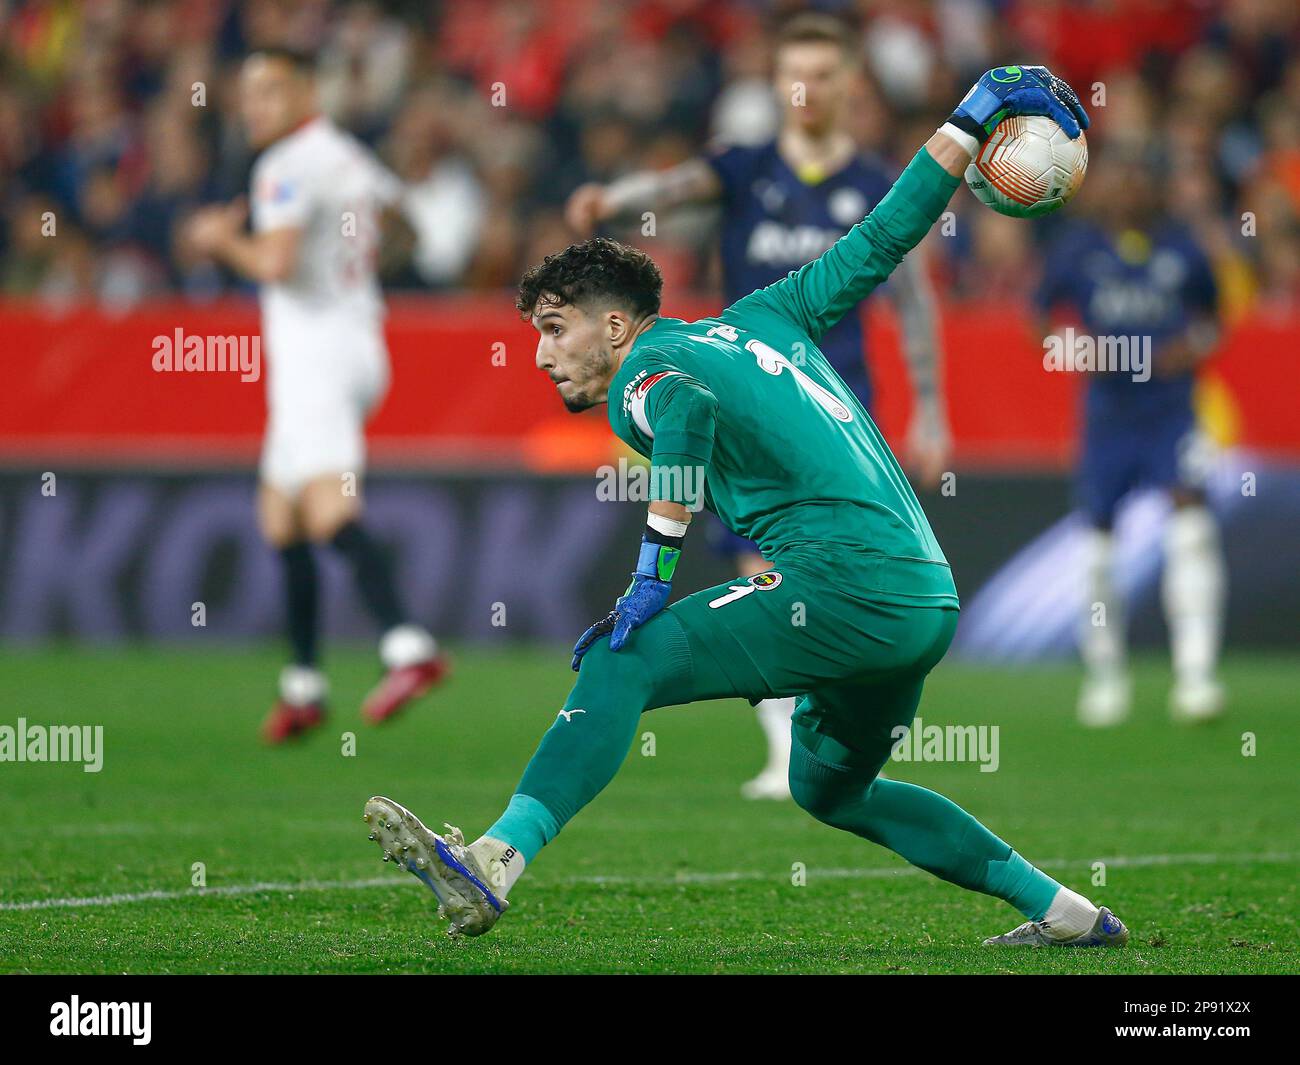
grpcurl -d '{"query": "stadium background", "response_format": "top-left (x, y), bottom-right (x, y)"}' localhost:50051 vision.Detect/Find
top-left (1, 0), bottom-right (1297, 658)
top-left (1, 0), bottom-right (1298, 980)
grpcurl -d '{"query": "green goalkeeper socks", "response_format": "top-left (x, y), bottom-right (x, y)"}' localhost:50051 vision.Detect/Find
top-left (789, 730), bottom-right (1060, 920)
top-left (484, 795), bottom-right (560, 865)
top-left (484, 614), bottom-right (695, 863)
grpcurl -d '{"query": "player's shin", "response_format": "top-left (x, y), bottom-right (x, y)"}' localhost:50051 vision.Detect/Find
top-left (1079, 526), bottom-right (1130, 725)
top-left (480, 615), bottom-right (693, 885)
top-left (330, 520), bottom-right (407, 631)
top-left (280, 541), bottom-right (320, 669)
top-left (789, 731), bottom-right (1102, 938)
top-left (742, 697), bottom-right (795, 799)
top-left (1162, 504), bottom-right (1226, 718)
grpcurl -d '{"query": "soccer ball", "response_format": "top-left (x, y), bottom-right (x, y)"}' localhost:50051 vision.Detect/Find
top-left (964, 114), bottom-right (1088, 218)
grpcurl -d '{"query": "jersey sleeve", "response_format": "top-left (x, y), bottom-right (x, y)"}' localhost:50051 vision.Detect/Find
top-left (726, 147), bottom-right (960, 342)
top-left (627, 362), bottom-right (719, 509)
top-left (251, 150), bottom-right (313, 233)
top-left (370, 157), bottom-right (406, 210)
top-left (704, 143), bottom-right (753, 204)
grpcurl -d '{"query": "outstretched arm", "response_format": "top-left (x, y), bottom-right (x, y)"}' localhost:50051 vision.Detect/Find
top-left (887, 251), bottom-right (951, 489)
top-left (566, 159), bottom-right (723, 236)
top-left (734, 66), bottom-right (1089, 342)
top-left (730, 136), bottom-right (965, 341)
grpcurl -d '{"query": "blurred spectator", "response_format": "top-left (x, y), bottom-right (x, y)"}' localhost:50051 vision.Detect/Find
top-left (0, 0), bottom-right (1296, 308)
top-left (382, 83), bottom-right (485, 287)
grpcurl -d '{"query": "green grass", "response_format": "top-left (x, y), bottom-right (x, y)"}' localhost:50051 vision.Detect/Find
top-left (0, 646), bottom-right (1296, 974)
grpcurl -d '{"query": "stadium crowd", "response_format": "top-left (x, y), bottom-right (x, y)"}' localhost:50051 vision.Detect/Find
top-left (1, 0), bottom-right (1298, 318)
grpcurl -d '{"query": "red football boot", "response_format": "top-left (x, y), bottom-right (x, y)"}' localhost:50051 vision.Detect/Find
top-left (361, 655), bottom-right (449, 725)
top-left (261, 700), bottom-right (326, 743)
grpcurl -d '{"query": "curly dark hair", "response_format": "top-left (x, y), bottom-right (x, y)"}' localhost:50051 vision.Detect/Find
top-left (516, 237), bottom-right (663, 320)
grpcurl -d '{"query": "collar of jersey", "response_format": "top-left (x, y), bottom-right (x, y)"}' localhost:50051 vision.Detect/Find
top-left (629, 316), bottom-right (681, 354)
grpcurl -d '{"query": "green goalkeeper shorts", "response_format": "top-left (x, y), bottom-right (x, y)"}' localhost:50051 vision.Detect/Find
top-left (647, 543), bottom-right (960, 768)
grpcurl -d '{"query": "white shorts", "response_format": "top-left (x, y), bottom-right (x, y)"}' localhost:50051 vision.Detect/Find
top-left (259, 324), bottom-right (390, 497)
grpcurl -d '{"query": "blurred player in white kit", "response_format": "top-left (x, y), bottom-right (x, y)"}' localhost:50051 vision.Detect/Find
top-left (186, 48), bottom-right (445, 741)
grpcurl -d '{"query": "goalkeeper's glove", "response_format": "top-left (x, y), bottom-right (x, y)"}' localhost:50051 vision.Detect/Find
top-left (947, 65), bottom-right (1090, 148)
top-left (571, 523), bottom-right (683, 671)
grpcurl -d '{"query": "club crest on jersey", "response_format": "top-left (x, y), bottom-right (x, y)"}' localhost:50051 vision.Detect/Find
top-left (829, 187), bottom-right (867, 226)
top-left (748, 572), bottom-right (782, 590)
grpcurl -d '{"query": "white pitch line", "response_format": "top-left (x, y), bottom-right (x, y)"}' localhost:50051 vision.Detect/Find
top-left (1, 851), bottom-right (1295, 914)
top-left (0, 877), bottom-right (398, 913)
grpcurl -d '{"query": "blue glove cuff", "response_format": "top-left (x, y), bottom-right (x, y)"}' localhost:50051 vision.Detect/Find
top-left (955, 82), bottom-right (1006, 130)
top-left (635, 537), bottom-right (681, 583)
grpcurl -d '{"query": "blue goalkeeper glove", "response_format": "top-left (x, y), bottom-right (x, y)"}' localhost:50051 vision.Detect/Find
top-left (948, 65), bottom-right (1090, 144)
top-left (571, 530), bottom-right (681, 671)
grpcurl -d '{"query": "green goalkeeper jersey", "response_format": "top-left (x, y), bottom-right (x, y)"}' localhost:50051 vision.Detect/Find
top-left (607, 147), bottom-right (961, 602)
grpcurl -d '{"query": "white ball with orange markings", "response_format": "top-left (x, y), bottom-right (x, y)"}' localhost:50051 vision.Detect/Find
top-left (964, 114), bottom-right (1088, 218)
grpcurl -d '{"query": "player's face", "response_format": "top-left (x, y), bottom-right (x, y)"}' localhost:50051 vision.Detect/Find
top-left (774, 42), bottom-right (851, 133)
top-left (1094, 157), bottom-right (1158, 228)
top-left (532, 301), bottom-right (618, 413)
top-left (240, 56), bottom-right (315, 149)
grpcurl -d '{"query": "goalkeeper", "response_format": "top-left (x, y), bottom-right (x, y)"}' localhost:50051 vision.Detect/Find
top-left (365, 66), bottom-right (1127, 948)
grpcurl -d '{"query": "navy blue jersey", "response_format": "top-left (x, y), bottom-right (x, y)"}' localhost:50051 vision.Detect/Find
top-left (1036, 221), bottom-right (1218, 423)
top-left (708, 141), bottom-right (896, 407)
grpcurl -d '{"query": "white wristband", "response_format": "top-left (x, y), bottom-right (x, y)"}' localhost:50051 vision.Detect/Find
top-left (939, 121), bottom-right (981, 158)
top-left (647, 513), bottom-right (690, 539)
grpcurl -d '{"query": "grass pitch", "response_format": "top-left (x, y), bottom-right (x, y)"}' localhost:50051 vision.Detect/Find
top-left (1, 646), bottom-right (1295, 974)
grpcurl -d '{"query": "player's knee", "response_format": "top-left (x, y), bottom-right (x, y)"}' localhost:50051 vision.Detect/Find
top-left (789, 743), bottom-right (886, 833)
top-left (300, 500), bottom-right (356, 543)
top-left (573, 639), bottom-right (657, 711)
top-left (295, 476), bottom-right (361, 543)
top-left (789, 759), bottom-right (851, 829)
top-left (301, 514), bottom-right (343, 544)
top-left (260, 520), bottom-right (298, 549)
top-left (794, 780), bottom-right (867, 836)
top-left (257, 494), bottom-right (299, 548)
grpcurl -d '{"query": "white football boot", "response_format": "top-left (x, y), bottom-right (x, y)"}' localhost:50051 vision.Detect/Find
top-left (1169, 677), bottom-right (1225, 723)
top-left (984, 906), bottom-right (1130, 947)
top-left (364, 795), bottom-right (505, 937)
top-left (1077, 671), bottom-right (1131, 728)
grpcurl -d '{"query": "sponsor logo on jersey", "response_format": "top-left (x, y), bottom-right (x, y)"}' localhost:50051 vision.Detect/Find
top-left (625, 369), bottom-right (682, 438)
top-left (636, 371), bottom-right (675, 398)
top-left (745, 221), bottom-right (841, 266)
top-left (749, 572), bottom-right (782, 590)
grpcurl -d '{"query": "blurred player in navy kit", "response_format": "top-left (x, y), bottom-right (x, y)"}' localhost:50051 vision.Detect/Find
top-left (566, 13), bottom-right (949, 797)
top-left (1038, 145), bottom-right (1226, 727)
